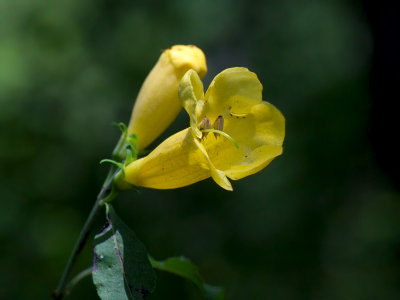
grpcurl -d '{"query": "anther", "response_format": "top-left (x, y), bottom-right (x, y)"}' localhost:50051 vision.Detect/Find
top-left (199, 117), bottom-right (211, 138)
top-left (213, 115), bottom-right (224, 138)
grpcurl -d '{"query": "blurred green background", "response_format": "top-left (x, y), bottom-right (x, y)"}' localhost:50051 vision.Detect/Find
top-left (1, 0), bottom-right (399, 299)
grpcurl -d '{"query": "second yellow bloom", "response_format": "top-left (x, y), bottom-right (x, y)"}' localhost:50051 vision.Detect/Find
top-left (127, 45), bottom-right (207, 151)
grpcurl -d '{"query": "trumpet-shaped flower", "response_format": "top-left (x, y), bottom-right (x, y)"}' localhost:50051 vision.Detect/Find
top-left (121, 67), bottom-right (285, 191)
top-left (127, 45), bottom-right (207, 151)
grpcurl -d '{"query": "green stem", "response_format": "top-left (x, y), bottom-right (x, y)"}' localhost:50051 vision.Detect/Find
top-left (64, 267), bottom-right (92, 297)
top-left (52, 170), bottom-right (117, 300)
top-left (200, 129), bottom-right (240, 149)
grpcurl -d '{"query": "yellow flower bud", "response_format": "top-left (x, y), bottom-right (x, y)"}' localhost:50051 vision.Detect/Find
top-left (127, 45), bottom-right (207, 151)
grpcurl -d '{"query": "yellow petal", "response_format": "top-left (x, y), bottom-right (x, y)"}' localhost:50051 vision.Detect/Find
top-left (202, 101), bottom-right (285, 179)
top-left (223, 145), bottom-right (283, 180)
top-left (203, 67), bottom-right (262, 122)
top-left (128, 45), bottom-right (207, 150)
top-left (124, 129), bottom-right (211, 189)
top-left (178, 69), bottom-right (204, 139)
top-left (193, 138), bottom-right (232, 191)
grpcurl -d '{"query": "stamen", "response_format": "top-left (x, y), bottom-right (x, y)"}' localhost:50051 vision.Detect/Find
top-left (199, 117), bottom-right (211, 138)
top-left (200, 129), bottom-right (239, 149)
top-left (213, 116), bottom-right (224, 138)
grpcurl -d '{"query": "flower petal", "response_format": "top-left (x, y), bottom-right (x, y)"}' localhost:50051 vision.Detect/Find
top-left (202, 101), bottom-right (285, 179)
top-left (178, 69), bottom-right (204, 139)
top-left (224, 145), bottom-right (283, 180)
top-left (203, 67), bottom-right (263, 122)
top-left (124, 129), bottom-right (210, 189)
top-left (193, 138), bottom-right (232, 191)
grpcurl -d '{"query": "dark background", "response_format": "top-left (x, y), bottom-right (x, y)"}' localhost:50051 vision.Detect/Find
top-left (1, 0), bottom-right (399, 299)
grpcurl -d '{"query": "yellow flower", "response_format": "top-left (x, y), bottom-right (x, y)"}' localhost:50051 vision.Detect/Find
top-left (127, 45), bottom-right (207, 151)
top-left (122, 67), bottom-right (285, 191)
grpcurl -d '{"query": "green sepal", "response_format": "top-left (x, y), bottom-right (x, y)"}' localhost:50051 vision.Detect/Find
top-left (125, 146), bottom-right (136, 165)
top-left (111, 122), bottom-right (138, 163)
top-left (128, 134), bottom-right (138, 150)
top-left (102, 121), bottom-right (141, 191)
top-left (113, 170), bottom-right (136, 191)
top-left (112, 122), bottom-right (128, 135)
top-left (100, 159), bottom-right (125, 170)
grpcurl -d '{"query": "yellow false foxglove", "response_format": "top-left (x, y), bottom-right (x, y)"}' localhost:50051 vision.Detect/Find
top-left (127, 45), bottom-right (207, 151)
top-left (122, 67), bottom-right (285, 191)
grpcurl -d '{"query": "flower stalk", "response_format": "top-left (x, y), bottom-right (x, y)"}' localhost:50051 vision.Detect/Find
top-left (52, 169), bottom-right (118, 300)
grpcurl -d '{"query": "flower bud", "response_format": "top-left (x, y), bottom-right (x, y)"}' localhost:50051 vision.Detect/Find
top-left (127, 45), bottom-right (207, 150)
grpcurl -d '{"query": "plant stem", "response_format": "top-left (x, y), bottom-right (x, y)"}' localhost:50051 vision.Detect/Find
top-left (65, 267), bottom-right (92, 296)
top-left (52, 169), bottom-right (117, 300)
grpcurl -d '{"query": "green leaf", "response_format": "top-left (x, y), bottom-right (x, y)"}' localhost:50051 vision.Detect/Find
top-left (92, 204), bottom-right (156, 300)
top-left (149, 256), bottom-right (225, 300)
